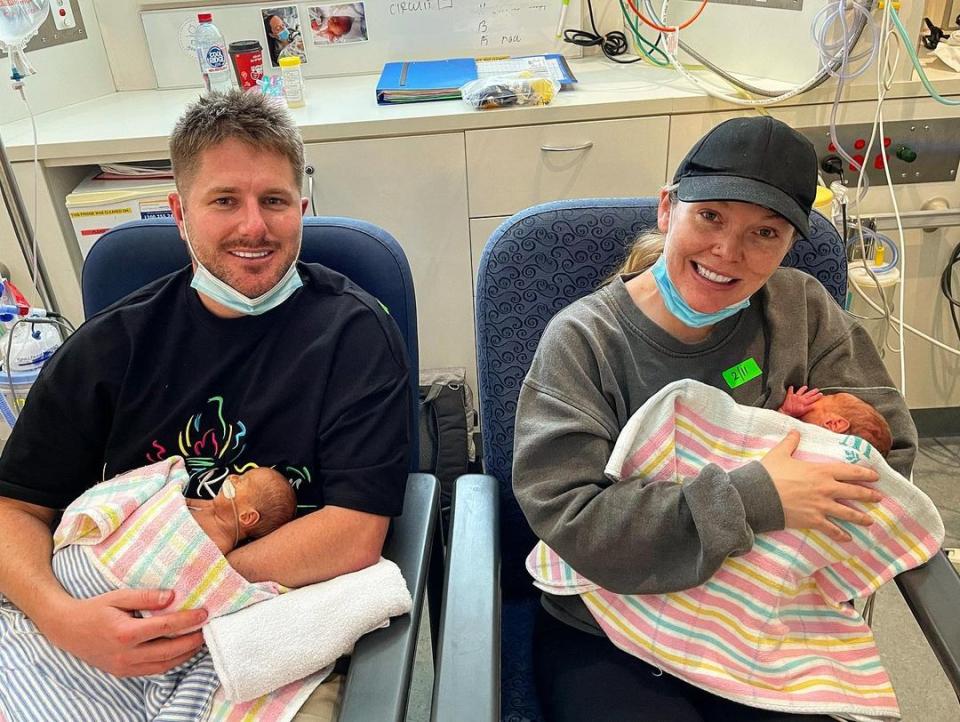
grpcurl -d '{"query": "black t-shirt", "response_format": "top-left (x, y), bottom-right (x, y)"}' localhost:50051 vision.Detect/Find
top-left (0, 263), bottom-right (410, 515)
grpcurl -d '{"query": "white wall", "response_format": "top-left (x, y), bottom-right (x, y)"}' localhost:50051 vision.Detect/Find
top-left (0, 0), bottom-right (115, 125)
top-left (95, 0), bottom-right (628, 90)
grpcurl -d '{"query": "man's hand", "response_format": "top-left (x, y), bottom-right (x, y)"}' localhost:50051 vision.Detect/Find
top-left (761, 430), bottom-right (882, 543)
top-left (778, 385), bottom-right (823, 418)
top-left (44, 589), bottom-right (208, 677)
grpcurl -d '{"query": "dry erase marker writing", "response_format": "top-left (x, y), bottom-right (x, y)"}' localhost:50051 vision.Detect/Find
top-left (556, 0), bottom-right (570, 38)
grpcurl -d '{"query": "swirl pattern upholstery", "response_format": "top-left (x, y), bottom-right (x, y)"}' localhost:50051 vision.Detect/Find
top-left (474, 197), bottom-right (846, 721)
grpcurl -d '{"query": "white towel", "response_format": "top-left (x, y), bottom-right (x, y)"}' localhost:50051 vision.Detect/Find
top-left (203, 558), bottom-right (413, 702)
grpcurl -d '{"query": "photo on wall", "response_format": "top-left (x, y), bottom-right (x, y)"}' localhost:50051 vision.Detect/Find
top-left (261, 5), bottom-right (307, 66)
top-left (308, 3), bottom-right (369, 46)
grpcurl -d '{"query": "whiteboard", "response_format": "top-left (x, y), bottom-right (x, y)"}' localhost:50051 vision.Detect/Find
top-left (142, 1), bottom-right (582, 89)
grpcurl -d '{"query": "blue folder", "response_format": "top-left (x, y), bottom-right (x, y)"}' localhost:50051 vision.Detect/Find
top-left (376, 58), bottom-right (478, 104)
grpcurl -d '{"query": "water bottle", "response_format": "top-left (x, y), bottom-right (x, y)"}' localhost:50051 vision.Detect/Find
top-left (195, 13), bottom-right (233, 94)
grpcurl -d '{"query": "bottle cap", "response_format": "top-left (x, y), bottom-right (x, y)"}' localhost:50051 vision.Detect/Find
top-left (279, 56), bottom-right (301, 68)
top-left (198, 12), bottom-right (212, 23)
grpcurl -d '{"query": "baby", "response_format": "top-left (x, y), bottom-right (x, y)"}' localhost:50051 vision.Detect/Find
top-left (778, 386), bottom-right (893, 457)
top-left (187, 467), bottom-right (297, 555)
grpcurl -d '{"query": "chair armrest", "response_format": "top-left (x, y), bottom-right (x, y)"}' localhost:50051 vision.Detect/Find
top-left (340, 473), bottom-right (440, 722)
top-left (896, 550), bottom-right (960, 698)
top-left (432, 474), bottom-right (500, 722)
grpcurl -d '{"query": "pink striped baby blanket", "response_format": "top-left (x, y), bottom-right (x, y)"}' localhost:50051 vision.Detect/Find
top-left (527, 380), bottom-right (943, 721)
top-left (53, 457), bottom-right (329, 721)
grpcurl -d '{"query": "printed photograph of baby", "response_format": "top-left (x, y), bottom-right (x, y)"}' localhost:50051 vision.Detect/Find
top-left (261, 5), bottom-right (308, 66)
top-left (309, 3), bottom-right (369, 46)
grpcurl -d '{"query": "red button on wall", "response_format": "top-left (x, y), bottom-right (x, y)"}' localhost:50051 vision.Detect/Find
top-left (873, 154), bottom-right (888, 170)
top-left (827, 142), bottom-right (837, 152)
top-left (854, 138), bottom-right (866, 150)
top-left (59, 8), bottom-right (66, 15)
top-left (849, 154), bottom-right (865, 172)
top-left (883, 137), bottom-right (891, 148)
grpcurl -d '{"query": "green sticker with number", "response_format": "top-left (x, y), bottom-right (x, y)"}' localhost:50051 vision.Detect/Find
top-left (722, 358), bottom-right (762, 389)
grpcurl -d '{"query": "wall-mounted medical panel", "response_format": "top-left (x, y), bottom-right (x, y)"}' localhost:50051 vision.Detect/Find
top-left (0, 0), bottom-right (86, 58)
top-left (798, 118), bottom-right (960, 186)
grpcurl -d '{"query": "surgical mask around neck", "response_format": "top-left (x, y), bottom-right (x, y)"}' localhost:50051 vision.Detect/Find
top-left (182, 219), bottom-right (303, 316)
top-left (650, 254), bottom-right (749, 329)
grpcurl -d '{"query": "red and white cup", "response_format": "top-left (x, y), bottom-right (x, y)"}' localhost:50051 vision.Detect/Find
top-left (229, 40), bottom-right (264, 91)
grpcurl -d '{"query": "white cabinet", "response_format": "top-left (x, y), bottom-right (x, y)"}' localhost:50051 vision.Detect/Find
top-left (302, 133), bottom-right (476, 391)
top-left (469, 216), bottom-right (508, 283)
top-left (466, 116), bottom-right (671, 218)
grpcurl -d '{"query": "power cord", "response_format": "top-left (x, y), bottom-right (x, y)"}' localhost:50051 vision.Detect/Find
top-left (941, 241), bottom-right (960, 346)
top-left (564, 0), bottom-right (641, 63)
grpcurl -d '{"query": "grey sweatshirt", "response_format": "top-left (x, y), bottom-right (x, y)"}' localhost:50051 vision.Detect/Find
top-left (513, 268), bottom-right (917, 633)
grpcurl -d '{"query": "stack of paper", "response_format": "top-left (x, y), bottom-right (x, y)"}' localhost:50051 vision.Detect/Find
top-left (96, 161), bottom-right (174, 181)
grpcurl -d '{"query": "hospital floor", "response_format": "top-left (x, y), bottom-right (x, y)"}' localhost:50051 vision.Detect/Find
top-left (403, 435), bottom-right (960, 722)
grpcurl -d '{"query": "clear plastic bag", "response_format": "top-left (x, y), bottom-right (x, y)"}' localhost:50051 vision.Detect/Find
top-left (460, 75), bottom-right (560, 110)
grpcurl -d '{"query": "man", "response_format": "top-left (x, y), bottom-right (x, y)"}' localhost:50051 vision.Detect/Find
top-left (0, 90), bottom-right (410, 719)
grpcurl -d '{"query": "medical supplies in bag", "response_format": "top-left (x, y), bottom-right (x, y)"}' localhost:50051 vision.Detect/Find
top-left (460, 75), bottom-right (559, 110)
top-left (0, 278), bottom-right (66, 441)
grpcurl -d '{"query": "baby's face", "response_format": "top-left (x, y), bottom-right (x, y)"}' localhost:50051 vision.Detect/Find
top-left (798, 393), bottom-right (861, 429)
top-left (327, 16), bottom-right (353, 36)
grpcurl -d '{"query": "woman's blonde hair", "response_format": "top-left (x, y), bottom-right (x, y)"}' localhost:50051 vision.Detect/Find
top-left (619, 228), bottom-right (666, 276)
top-left (606, 187), bottom-right (677, 282)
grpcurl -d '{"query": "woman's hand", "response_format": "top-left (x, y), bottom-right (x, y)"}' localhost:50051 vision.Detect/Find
top-left (761, 430), bottom-right (882, 542)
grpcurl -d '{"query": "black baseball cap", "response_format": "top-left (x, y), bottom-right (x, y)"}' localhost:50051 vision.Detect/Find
top-left (672, 116), bottom-right (818, 238)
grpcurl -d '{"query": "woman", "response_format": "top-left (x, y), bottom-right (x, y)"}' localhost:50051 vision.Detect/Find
top-left (512, 116), bottom-right (917, 721)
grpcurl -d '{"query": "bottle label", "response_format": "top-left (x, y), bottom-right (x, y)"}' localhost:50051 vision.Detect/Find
top-left (206, 45), bottom-right (227, 70)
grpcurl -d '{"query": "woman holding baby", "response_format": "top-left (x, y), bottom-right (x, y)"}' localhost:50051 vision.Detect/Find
top-left (512, 116), bottom-right (917, 721)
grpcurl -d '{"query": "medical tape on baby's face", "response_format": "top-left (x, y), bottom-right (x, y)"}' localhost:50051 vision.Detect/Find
top-left (221, 477), bottom-right (241, 546)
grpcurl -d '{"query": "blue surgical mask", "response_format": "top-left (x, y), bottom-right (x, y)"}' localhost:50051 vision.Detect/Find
top-left (277, 28), bottom-right (290, 41)
top-left (183, 220), bottom-right (303, 316)
top-left (650, 254), bottom-right (749, 328)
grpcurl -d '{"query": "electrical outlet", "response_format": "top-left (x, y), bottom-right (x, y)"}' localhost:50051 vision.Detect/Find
top-left (51, 0), bottom-right (76, 30)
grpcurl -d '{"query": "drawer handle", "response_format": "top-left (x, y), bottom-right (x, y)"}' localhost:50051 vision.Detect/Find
top-left (540, 142), bottom-right (594, 152)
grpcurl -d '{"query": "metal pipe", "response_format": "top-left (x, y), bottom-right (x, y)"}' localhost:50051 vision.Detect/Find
top-left (855, 208), bottom-right (960, 233)
top-left (0, 132), bottom-right (57, 312)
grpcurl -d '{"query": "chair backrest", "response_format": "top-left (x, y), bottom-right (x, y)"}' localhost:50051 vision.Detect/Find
top-left (82, 217), bottom-right (420, 469)
top-left (475, 197), bottom-right (847, 598)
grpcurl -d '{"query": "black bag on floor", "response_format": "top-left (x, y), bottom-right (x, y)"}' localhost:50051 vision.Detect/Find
top-left (418, 369), bottom-right (474, 540)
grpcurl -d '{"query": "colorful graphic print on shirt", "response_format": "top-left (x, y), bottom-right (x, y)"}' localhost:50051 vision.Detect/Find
top-left (145, 395), bottom-right (310, 498)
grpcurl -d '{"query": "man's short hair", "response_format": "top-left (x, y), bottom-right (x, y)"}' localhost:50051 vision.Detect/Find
top-left (169, 90), bottom-right (305, 194)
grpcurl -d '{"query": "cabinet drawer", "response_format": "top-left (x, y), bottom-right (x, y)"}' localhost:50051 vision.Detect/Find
top-left (466, 117), bottom-right (670, 218)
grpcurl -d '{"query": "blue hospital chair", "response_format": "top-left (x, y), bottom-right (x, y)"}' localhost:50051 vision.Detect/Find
top-left (433, 198), bottom-right (960, 722)
top-left (82, 216), bottom-right (439, 722)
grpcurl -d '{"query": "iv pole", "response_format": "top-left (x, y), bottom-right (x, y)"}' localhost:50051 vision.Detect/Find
top-left (0, 130), bottom-right (57, 312)
top-left (1, 2), bottom-right (59, 314)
